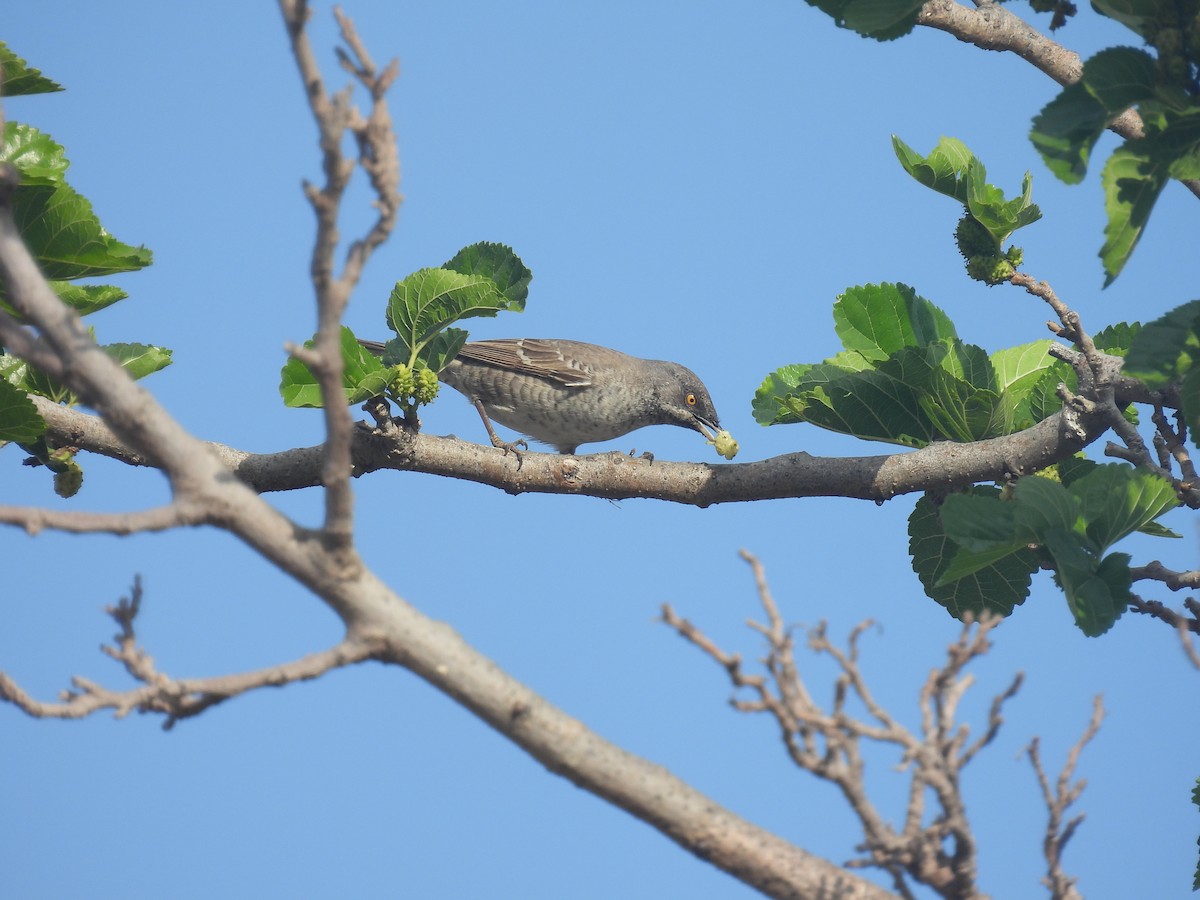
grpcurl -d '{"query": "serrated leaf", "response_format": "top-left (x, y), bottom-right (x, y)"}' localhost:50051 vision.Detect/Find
top-left (893, 135), bottom-right (973, 202)
top-left (1045, 530), bottom-right (1129, 636)
top-left (50, 283), bottom-right (127, 317)
top-left (279, 355), bottom-right (324, 409)
top-left (910, 492), bottom-right (1036, 620)
top-left (1012, 474), bottom-right (1086, 541)
top-left (1137, 520), bottom-right (1182, 538)
top-left (752, 363), bottom-right (813, 426)
top-left (102, 343), bottom-right (172, 381)
top-left (1092, 320), bottom-right (1142, 356)
top-left (832, 283), bottom-right (956, 360)
top-left (1071, 464), bottom-right (1180, 551)
top-left (385, 268), bottom-right (516, 363)
top-left (1026, 362), bottom-right (1077, 424)
top-left (12, 183), bottom-right (152, 280)
top-left (1100, 143), bottom-right (1168, 286)
top-left (280, 326), bottom-right (390, 408)
top-left (1, 122), bottom-right (68, 186)
top-left (1182, 367), bottom-right (1200, 450)
top-left (423, 327), bottom-right (469, 374)
top-left (1031, 49), bottom-right (1157, 184)
top-left (0, 377), bottom-right (46, 442)
top-left (839, 0), bottom-right (923, 39)
top-left (1123, 299), bottom-right (1200, 388)
top-left (0, 42), bottom-right (64, 96)
top-left (964, 158), bottom-right (1042, 244)
top-left (442, 242), bottom-right (531, 310)
top-left (989, 341), bottom-right (1062, 432)
top-left (776, 360), bottom-right (933, 446)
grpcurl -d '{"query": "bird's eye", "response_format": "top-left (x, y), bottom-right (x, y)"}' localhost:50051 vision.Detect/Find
top-left (686, 393), bottom-right (697, 406)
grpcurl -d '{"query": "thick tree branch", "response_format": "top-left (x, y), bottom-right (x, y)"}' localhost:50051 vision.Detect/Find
top-left (27, 390), bottom-right (1114, 507)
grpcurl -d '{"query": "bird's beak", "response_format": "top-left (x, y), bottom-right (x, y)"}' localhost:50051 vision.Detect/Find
top-left (691, 414), bottom-right (719, 442)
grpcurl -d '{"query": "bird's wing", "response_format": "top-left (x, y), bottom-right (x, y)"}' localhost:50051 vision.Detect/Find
top-left (457, 339), bottom-right (596, 387)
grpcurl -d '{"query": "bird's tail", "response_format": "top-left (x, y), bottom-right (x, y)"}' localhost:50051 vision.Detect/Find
top-left (358, 338), bottom-right (386, 356)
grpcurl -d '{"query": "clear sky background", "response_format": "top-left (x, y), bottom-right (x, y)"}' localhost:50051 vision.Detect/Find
top-left (3, 3), bottom-right (1197, 898)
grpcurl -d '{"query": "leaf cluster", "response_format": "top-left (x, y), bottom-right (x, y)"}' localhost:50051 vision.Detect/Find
top-left (280, 242), bottom-right (530, 416)
top-left (752, 283), bottom-right (1071, 446)
top-left (803, 0), bottom-right (1200, 283)
top-left (894, 136), bottom-right (1041, 285)
top-left (912, 463), bottom-right (1179, 636)
top-left (0, 42), bottom-right (166, 496)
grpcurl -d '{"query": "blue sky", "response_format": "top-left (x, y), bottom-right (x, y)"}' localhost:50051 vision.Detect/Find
top-left (3, 2), bottom-right (1198, 898)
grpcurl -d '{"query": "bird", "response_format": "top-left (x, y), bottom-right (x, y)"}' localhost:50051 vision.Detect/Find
top-left (360, 337), bottom-right (722, 454)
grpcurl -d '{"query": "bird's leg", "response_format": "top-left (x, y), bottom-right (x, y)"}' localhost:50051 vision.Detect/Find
top-left (471, 398), bottom-right (528, 458)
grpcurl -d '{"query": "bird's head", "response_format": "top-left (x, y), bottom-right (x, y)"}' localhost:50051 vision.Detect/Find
top-left (652, 362), bottom-right (722, 441)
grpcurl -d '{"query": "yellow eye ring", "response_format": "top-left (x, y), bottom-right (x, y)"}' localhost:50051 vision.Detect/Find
top-left (686, 393), bottom-right (697, 406)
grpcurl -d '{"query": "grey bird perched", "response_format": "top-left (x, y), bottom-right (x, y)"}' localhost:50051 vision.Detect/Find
top-left (360, 338), bottom-right (722, 454)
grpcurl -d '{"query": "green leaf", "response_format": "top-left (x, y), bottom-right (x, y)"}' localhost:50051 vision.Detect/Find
top-left (1011, 473), bottom-right (1086, 541)
top-left (280, 354), bottom-right (324, 409)
top-left (0, 377), bottom-right (45, 443)
top-left (12, 184), bottom-right (152, 280)
top-left (443, 242), bottom-right (531, 310)
top-left (839, 0), bottom-right (924, 40)
top-left (280, 326), bottom-right (391, 408)
top-left (988, 340), bottom-right (1061, 432)
top-left (1071, 464), bottom-right (1179, 551)
top-left (102, 343), bottom-right (172, 381)
top-left (1044, 530), bottom-right (1129, 636)
top-left (1026, 361), bottom-right (1077, 424)
top-left (50, 283), bottom-right (128, 317)
top-left (1100, 143), bottom-right (1168, 286)
top-left (1137, 520), bottom-right (1182, 538)
top-left (1089, 0), bottom-right (1167, 39)
top-left (1030, 49), bottom-right (1158, 184)
top-left (752, 363), bottom-right (812, 426)
top-left (965, 165), bottom-right (1043, 245)
top-left (0, 42), bottom-right (64, 96)
top-left (1123, 299), bottom-right (1200, 388)
top-left (1092, 320), bottom-right (1142, 356)
top-left (1083, 47), bottom-right (1160, 109)
top-left (385, 268), bottom-right (518, 365)
top-left (909, 492), bottom-right (1036, 620)
top-left (774, 358), bottom-right (933, 446)
top-left (1, 122), bottom-right (68, 186)
top-left (893, 135), bottom-right (973, 203)
top-left (832, 283), bottom-right (956, 360)
top-left (1182, 367), bottom-right (1200, 450)
top-left (422, 327), bottom-right (470, 374)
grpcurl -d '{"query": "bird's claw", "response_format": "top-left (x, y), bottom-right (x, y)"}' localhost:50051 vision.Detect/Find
top-left (491, 435), bottom-right (528, 468)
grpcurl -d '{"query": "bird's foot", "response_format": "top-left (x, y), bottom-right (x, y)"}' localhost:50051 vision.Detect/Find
top-left (491, 435), bottom-right (528, 467)
top-left (627, 448), bottom-right (655, 464)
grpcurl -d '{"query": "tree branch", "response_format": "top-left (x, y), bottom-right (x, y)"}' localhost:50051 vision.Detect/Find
top-left (26, 390), bottom-right (1115, 508)
top-left (1026, 696), bottom-right (1104, 900)
top-left (916, 0), bottom-right (1200, 200)
top-left (0, 578), bottom-right (379, 729)
top-left (664, 551), bottom-right (1023, 898)
top-left (278, 0), bottom-right (402, 544)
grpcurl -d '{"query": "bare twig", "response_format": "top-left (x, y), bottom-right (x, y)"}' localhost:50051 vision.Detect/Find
top-left (1026, 696), bottom-right (1104, 900)
top-left (278, 0), bottom-right (403, 543)
top-left (666, 551), bottom-right (1024, 899)
top-left (0, 578), bottom-right (380, 729)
